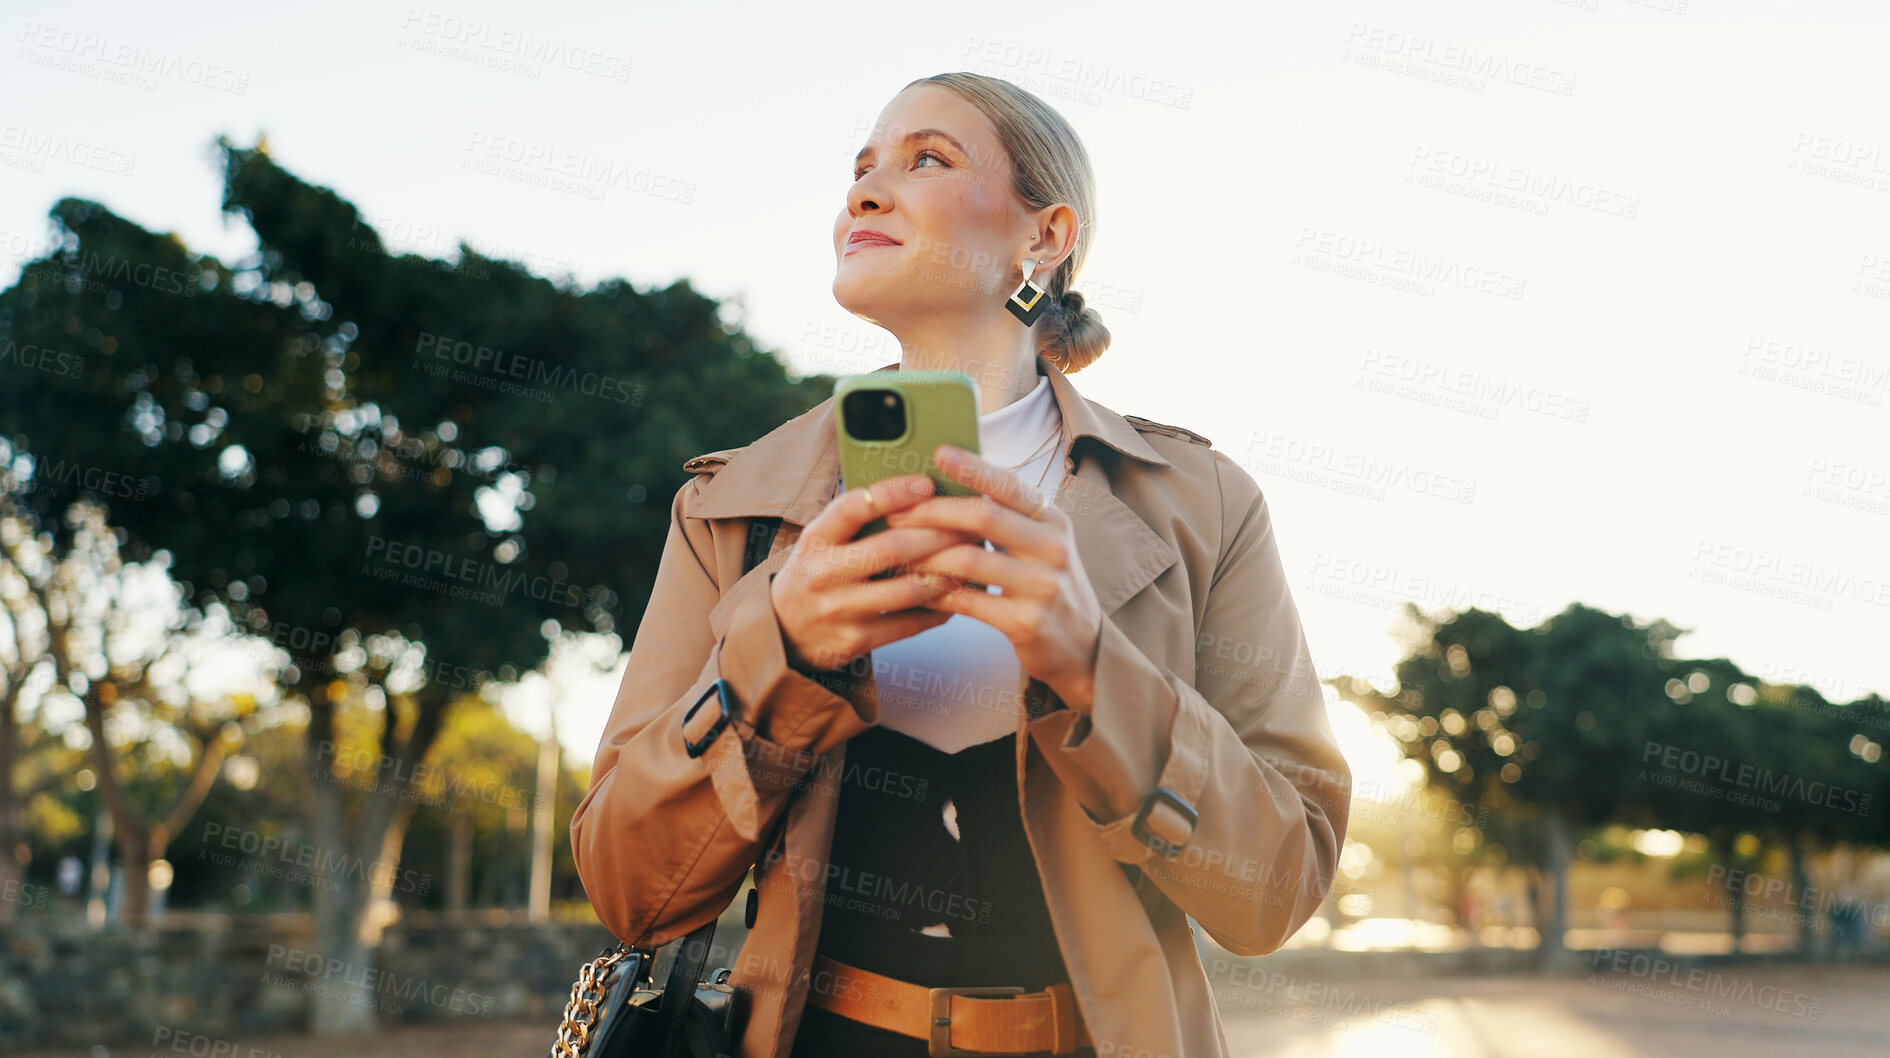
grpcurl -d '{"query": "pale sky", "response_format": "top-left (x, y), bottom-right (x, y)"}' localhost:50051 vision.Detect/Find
top-left (4, 1), bottom-right (1886, 781)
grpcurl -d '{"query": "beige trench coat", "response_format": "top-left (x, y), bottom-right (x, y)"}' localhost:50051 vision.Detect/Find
top-left (571, 353), bottom-right (1352, 1058)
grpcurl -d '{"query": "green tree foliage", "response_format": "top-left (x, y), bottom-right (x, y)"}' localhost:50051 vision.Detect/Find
top-left (1342, 601), bottom-right (1890, 962)
top-left (0, 135), bottom-right (832, 1031)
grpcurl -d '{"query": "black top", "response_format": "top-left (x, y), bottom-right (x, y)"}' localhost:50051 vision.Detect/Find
top-left (789, 724), bottom-right (1090, 1057)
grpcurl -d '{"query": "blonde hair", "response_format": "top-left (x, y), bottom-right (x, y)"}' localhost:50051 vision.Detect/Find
top-left (905, 71), bottom-right (1110, 374)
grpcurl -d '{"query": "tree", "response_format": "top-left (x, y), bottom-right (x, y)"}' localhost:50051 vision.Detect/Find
top-left (0, 135), bottom-right (828, 1031)
top-left (0, 477), bottom-right (91, 923)
top-left (1341, 602), bottom-right (1686, 968)
top-left (5, 495), bottom-right (260, 925)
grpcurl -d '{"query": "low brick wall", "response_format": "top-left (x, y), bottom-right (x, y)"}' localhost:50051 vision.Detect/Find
top-left (0, 909), bottom-right (756, 1050)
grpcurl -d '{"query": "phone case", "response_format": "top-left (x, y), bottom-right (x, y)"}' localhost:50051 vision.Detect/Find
top-left (834, 371), bottom-right (982, 538)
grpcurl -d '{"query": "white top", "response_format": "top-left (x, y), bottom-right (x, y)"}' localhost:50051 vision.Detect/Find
top-left (869, 370), bottom-right (1069, 754)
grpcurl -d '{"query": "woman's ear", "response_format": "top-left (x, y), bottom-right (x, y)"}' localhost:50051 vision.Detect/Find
top-left (1026, 203), bottom-right (1081, 274)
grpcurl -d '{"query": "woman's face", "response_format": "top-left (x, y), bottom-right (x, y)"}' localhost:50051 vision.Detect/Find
top-left (833, 84), bottom-right (1034, 330)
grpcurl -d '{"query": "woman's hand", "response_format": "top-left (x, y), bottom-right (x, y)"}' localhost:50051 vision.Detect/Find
top-left (882, 444), bottom-right (1103, 711)
top-left (770, 473), bottom-right (985, 674)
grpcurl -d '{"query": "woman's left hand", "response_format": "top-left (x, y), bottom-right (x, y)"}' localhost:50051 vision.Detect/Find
top-left (881, 443), bottom-right (1102, 712)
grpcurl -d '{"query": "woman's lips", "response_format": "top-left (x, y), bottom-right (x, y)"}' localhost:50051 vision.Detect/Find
top-left (845, 232), bottom-right (900, 254)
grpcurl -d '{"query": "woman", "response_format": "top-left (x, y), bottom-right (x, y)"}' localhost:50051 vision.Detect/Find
top-left (571, 72), bottom-right (1352, 1058)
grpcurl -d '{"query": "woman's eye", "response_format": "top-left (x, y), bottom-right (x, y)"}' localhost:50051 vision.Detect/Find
top-left (852, 150), bottom-right (948, 181)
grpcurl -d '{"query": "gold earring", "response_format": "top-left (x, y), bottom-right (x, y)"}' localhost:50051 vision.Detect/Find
top-left (1005, 259), bottom-right (1048, 325)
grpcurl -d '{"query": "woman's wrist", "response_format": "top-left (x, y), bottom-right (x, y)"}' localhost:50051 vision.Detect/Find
top-left (1047, 670), bottom-right (1095, 714)
top-left (1045, 617), bottom-right (1102, 713)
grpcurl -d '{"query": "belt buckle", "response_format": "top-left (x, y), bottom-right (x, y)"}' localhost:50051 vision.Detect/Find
top-left (927, 985), bottom-right (1025, 1057)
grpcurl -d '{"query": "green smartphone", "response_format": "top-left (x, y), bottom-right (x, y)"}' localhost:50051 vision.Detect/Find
top-left (834, 370), bottom-right (982, 542)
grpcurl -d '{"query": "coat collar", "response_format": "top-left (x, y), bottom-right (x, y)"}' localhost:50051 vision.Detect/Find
top-left (686, 353), bottom-right (1169, 525)
top-left (687, 353), bottom-right (1180, 621)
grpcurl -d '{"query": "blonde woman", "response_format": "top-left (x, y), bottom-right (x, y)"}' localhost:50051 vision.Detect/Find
top-left (572, 71), bottom-right (1351, 1058)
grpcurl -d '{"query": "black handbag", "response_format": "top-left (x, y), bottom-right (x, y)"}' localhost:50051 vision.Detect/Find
top-left (548, 516), bottom-right (784, 1058)
top-left (547, 919), bottom-right (743, 1058)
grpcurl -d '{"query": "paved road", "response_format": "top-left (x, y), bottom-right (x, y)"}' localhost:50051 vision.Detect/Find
top-left (28, 965), bottom-right (1890, 1057)
top-left (1217, 965), bottom-right (1890, 1058)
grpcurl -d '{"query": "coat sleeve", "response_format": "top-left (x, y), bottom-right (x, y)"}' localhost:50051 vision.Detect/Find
top-left (1025, 449), bottom-right (1351, 957)
top-left (570, 475), bottom-right (877, 947)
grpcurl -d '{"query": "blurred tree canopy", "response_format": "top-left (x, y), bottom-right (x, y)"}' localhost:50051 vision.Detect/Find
top-left (0, 134), bottom-right (833, 1031)
top-left (1342, 601), bottom-right (1890, 964)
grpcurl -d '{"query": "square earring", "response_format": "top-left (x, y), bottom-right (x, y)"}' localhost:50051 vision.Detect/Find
top-left (1005, 260), bottom-right (1049, 325)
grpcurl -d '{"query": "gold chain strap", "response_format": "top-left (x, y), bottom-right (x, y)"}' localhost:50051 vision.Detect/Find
top-left (551, 948), bottom-right (633, 1058)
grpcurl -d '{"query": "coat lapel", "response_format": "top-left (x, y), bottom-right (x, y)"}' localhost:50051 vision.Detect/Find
top-left (685, 354), bottom-right (1179, 623)
top-left (705, 355), bottom-right (1185, 1056)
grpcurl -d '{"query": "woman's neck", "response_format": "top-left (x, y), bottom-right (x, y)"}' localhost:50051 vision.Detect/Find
top-left (894, 320), bottom-right (1042, 417)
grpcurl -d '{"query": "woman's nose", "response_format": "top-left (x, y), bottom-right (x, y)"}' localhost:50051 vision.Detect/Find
top-left (846, 171), bottom-right (889, 217)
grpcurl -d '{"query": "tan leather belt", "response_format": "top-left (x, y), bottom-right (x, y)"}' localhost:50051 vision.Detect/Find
top-left (806, 953), bottom-right (1093, 1056)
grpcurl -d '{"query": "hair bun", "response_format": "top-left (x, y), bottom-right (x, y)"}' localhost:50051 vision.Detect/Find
top-left (1041, 286), bottom-right (1110, 374)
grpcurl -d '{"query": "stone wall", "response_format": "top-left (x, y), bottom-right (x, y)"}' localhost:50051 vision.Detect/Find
top-left (0, 908), bottom-right (755, 1050)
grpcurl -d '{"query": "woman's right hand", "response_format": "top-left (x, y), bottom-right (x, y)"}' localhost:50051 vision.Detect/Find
top-left (770, 473), bottom-right (981, 674)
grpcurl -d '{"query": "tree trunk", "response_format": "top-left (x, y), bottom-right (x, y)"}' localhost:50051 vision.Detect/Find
top-left (0, 680), bottom-right (23, 926)
top-left (448, 814), bottom-right (471, 914)
top-left (1538, 803), bottom-right (1574, 969)
top-left (116, 826), bottom-right (153, 928)
top-left (1787, 830), bottom-right (1814, 957)
top-left (0, 800), bottom-right (23, 926)
top-left (529, 724), bottom-right (558, 924)
top-left (301, 678), bottom-right (447, 1035)
top-left (304, 730), bottom-right (378, 1033)
top-left (1727, 876), bottom-right (1746, 952)
top-left (307, 851), bottom-right (377, 1035)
